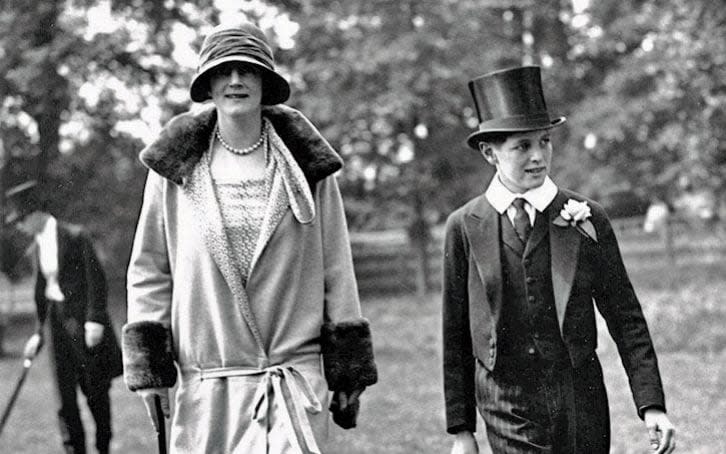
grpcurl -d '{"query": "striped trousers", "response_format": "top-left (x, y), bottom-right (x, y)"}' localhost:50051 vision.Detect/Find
top-left (475, 355), bottom-right (610, 454)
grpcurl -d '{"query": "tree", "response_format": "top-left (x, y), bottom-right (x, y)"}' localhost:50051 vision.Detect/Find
top-left (0, 0), bottom-right (218, 280)
top-left (560, 0), bottom-right (726, 221)
top-left (280, 0), bottom-right (572, 292)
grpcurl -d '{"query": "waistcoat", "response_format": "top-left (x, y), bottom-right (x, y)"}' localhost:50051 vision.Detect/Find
top-left (497, 209), bottom-right (568, 365)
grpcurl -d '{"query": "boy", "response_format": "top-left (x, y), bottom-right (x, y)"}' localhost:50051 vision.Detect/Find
top-left (442, 66), bottom-right (675, 454)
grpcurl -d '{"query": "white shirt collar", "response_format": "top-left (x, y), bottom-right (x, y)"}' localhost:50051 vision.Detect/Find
top-left (485, 174), bottom-right (558, 214)
top-left (35, 215), bottom-right (56, 242)
top-left (35, 216), bottom-right (59, 275)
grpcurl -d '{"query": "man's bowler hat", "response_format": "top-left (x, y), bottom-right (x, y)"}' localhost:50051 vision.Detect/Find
top-left (466, 66), bottom-right (566, 149)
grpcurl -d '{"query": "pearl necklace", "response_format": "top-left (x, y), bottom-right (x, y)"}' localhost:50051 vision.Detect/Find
top-left (215, 124), bottom-right (266, 155)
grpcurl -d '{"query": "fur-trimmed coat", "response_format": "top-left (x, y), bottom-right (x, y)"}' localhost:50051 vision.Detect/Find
top-left (122, 104), bottom-right (376, 453)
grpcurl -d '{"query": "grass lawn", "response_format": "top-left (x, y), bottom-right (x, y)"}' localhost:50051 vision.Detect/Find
top-left (1, 260), bottom-right (725, 453)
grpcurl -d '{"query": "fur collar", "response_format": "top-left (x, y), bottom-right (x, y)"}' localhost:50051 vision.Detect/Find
top-left (139, 104), bottom-right (342, 186)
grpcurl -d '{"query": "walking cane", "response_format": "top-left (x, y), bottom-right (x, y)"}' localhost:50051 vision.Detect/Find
top-left (154, 395), bottom-right (167, 454)
top-left (0, 357), bottom-right (34, 436)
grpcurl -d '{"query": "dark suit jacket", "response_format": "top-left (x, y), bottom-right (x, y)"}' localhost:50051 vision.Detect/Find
top-left (33, 221), bottom-right (122, 381)
top-left (442, 188), bottom-right (665, 433)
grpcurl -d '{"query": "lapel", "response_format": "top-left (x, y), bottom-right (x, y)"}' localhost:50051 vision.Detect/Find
top-left (548, 191), bottom-right (581, 333)
top-left (463, 196), bottom-right (503, 318)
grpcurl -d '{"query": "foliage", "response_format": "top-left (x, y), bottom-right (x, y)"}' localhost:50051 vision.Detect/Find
top-left (281, 0), bottom-right (570, 230)
top-left (1, 0), bottom-right (724, 279)
top-left (0, 0), bottom-right (214, 276)
top-left (561, 0), bottom-right (726, 212)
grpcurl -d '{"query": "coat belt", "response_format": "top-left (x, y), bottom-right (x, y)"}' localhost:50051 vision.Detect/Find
top-left (198, 357), bottom-right (323, 454)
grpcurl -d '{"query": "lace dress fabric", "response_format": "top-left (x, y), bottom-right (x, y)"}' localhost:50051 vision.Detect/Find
top-left (213, 149), bottom-right (272, 286)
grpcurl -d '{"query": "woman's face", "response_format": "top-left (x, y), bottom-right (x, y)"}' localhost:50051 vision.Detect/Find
top-left (208, 62), bottom-right (264, 118)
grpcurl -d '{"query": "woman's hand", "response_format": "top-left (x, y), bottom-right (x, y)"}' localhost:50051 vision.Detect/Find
top-left (334, 388), bottom-right (364, 412)
top-left (137, 387), bottom-right (171, 431)
top-left (330, 387), bottom-right (365, 429)
top-left (451, 430), bottom-right (479, 454)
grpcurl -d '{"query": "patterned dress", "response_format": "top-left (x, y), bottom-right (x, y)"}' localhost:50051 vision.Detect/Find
top-left (214, 148), bottom-right (272, 286)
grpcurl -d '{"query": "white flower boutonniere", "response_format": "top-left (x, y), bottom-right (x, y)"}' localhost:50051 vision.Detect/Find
top-left (552, 199), bottom-right (598, 242)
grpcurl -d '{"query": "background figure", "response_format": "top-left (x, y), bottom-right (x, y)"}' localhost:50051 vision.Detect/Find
top-left (122, 20), bottom-right (377, 453)
top-left (2, 181), bottom-right (122, 454)
top-left (442, 66), bottom-right (675, 454)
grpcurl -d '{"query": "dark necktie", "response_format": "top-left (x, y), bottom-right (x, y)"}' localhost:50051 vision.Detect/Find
top-left (512, 198), bottom-right (532, 243)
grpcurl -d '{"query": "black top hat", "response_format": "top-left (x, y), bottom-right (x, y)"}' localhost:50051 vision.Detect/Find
top-left (466, 66), bottom-right (565, 149)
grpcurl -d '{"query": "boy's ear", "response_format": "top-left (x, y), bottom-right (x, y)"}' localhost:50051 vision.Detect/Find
top-left (478, 142), bottom-right (497, 165)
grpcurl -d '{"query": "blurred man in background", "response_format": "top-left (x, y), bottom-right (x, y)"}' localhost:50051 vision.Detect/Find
top-left (3, 181), bottom-right (122, 454)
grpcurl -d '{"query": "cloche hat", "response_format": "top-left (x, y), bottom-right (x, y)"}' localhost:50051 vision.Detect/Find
top-left (189, 20), bottom-right (290, 105)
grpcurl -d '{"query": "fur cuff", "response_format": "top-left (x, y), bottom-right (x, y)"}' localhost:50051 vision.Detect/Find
top-left (122, 321), bottom-right (177, 391)
top-left (321, 319), bottom-right (378, 391)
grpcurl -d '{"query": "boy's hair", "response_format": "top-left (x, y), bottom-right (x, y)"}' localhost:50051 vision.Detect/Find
top-left (478, 128), bottom-right (554, 148)
top-left (477, 131), bottom-right (514, 147)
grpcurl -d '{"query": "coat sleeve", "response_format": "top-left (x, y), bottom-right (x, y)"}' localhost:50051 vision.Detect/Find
top-left (80, 230), bottom-right (109, 326)
top-left (591, 205), bottom-right (665, 418)
top-left (316, 175), bottom-right (377, 393)
top-left (33, 269), bottom-right (49, 335)
top-left (442, 212), bottom-right (477, 434)
top-left (122, 171), bottom-right (176, 391)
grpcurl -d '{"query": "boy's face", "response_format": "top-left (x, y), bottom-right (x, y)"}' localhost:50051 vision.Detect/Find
top-left (480, 129), bottom-right (553, 193)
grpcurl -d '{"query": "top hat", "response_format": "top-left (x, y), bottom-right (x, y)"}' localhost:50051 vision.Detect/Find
top-left (189, 20), bottom-right (290, 105)
top-left (466, 66), bottom-right (565, 149)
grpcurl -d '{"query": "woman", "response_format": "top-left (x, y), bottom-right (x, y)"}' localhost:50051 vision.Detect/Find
top-left (122, 20), bottom-right (377, 453)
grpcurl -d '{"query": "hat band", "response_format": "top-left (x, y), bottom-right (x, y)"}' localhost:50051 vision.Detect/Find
top-left (477, 113), bottom-right (553, 132)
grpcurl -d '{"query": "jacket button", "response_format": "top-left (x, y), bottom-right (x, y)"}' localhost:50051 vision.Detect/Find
top-left (525, 277), bottom-right (534, 284)
top-left (528, 295), bottom-right (535, 303)
top-left (533, 332), bottom-right (540, 339)
top-left (527, 347), bottom-right (536, 355)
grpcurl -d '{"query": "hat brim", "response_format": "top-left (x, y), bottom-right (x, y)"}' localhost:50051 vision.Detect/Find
top-left (189, 55), bottom-right (290, 105)
top-left (466, 116), bottom-right (566, 150)
top-left (4, 180), bottom-right (37, 199)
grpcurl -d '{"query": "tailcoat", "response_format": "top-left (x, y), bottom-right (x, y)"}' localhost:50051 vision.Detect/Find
top-left (442, 188), bottom-right (665, 437)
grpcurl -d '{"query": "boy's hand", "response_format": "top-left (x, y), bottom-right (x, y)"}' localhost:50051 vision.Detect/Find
top-left (644, 408), bottom-right (675, 453)
top-left (451, 430), bottom-right (479, 454)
